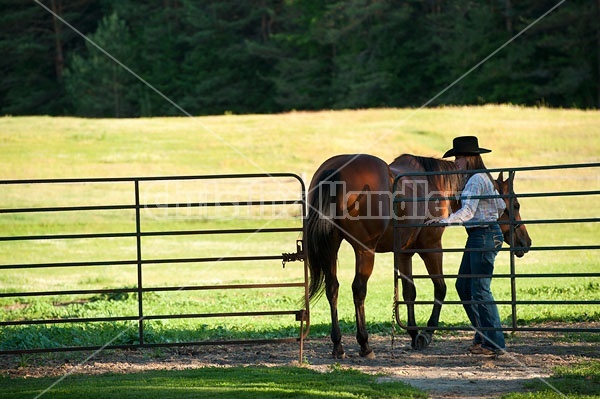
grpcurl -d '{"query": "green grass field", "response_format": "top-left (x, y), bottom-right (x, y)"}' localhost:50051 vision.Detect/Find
top-left (0, 366), bottom-right (428, 399)
top-left (1, 106), bottom-right (599, 399)
top-left (0, 362), bottom-right (597, 399)
top-left (0, 106), bottom-right (599, 352)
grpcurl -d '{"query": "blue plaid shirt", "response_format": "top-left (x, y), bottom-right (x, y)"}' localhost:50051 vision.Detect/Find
top-left (443, 173), bottom-right (506, 227)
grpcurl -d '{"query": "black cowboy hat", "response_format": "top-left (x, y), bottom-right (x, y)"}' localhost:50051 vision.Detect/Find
top-left (442, 136), bottom-right (491, 158)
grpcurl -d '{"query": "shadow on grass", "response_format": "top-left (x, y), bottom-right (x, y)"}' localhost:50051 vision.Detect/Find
top-left (0, 366), bottom-right (427, 399)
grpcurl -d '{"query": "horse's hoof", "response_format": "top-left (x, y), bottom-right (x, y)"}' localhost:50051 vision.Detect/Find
top-left (360, 350), bottom-right (376, 359)
top-left (332, 346), bottom-right (346, 359)
top-left (414, 332), bottom-right (432, 350)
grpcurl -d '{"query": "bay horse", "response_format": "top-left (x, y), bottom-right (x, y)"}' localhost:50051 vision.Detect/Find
top-left (305, 153), bottom-right (531, 358)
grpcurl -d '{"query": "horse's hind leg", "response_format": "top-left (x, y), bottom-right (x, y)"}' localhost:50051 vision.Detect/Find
top-left (325, 276), bottom-right (345, 358)
top-left (352, 248), bottom-right (376, 358)
top-left (324, 237), bottom-right (345, 358)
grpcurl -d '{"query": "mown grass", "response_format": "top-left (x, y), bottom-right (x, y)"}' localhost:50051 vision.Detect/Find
top-left (503, 361), bottom-right (600, 399)
top-left (1, 359), bottom-right (598, 399)
top-left (1, 107), bottom-right (599, 351)
top-left (0, 366), bottom-right (427, 399)
top-left (2, 106), bottom-right (599, 180)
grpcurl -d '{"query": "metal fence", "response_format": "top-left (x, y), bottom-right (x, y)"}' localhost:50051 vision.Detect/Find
top-left (2, 163), bottom-right (598, 358)
top-left (0, 173), bottom-right (308, 358)
top-left (392, 162), bottom-right (600, 334)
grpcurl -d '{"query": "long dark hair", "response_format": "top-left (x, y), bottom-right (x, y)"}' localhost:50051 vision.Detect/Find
top-left (464, 155), bottom-right (495, 186)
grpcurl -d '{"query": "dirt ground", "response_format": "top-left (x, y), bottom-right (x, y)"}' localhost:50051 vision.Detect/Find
top-left (1, 324), bottom-right (598, 399)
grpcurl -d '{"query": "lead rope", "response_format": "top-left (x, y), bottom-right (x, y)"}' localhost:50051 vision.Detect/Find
top-left (391, 302), bottom-right (396, 359)
top-left (391, 283), bottom-right (398, 359)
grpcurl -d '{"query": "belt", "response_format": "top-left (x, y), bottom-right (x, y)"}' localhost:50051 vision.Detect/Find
top-left (465, 225), bottom-right (489, 233)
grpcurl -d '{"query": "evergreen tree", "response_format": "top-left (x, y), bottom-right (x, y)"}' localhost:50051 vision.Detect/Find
top-left (65, 13), bottom-right (139, 117)
top-left (109, 1), bottom-right (185, 116)
top-left (518, 0), bottom-right (599, 107)
top-left (1, 0), bottom-right (598, 115)
top-left (321, 0), bottom-right (431, 108)
top-left (178, 0), bottom-right (279, 115)
top-left (0, 0), bottom-right (102, 115)
top-left (251, 0), bottom-right (336, 111)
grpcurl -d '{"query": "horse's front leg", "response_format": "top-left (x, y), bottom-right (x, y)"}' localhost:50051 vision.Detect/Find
top-left (395, 252), bottom-right (419, 348)
top-left (417, 245), bottom-right (446, 349)
top-left (352, 249), bottom-right (376, 358)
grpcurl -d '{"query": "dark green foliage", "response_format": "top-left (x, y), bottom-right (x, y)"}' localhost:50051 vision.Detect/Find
top-left (65, 13), bottom-right (140, 117)
top-left (177, 1), bottom-right (279, 115)
top-left (1, 0), bottom-right (598, 116)
top-left (0, 0), bottom-right (104, 115)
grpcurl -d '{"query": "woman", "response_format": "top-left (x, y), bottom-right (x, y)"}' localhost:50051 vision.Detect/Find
top-left (427, 136), bottom-right (506, 356)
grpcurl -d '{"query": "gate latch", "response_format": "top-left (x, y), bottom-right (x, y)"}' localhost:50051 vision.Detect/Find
top-left (282, 239), bottom-right (304, 268)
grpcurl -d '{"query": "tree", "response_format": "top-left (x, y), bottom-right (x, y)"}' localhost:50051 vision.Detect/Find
top-left (0, 0), bottom-right (102, 115)
top-left (177, 0), bottom-right (280, 115)
top-left (520, 0), bottom-right (599, 108)
top-left (249, 0), bottom-right (336, 111)
top-left (108, 1), bottom-right (185, 116)
top-left (1, 0), bottom-right (598, 115)
top-left (320, 0), bottom-right (431, 108)
top-left (65, 13), bottom-right (140, 117)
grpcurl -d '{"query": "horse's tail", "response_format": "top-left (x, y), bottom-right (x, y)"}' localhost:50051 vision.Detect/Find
top-left (305, 169), bottom-right (340, 303)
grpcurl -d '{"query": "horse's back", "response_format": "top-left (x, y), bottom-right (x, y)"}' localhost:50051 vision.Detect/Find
top-left (309, 154), bottom-right (391, 191)
top-left (308, 154), bottom-right (393, 250)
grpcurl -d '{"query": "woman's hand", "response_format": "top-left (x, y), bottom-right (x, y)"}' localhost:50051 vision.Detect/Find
top-left (424, 218), bottom-right (446, 226)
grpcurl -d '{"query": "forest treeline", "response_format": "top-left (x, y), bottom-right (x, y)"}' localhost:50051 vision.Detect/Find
top-left (1, 0), bottom-right (599, 117)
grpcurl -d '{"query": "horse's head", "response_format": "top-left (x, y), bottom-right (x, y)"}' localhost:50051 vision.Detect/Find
top-left (496, 171), bottom-right (532, 258)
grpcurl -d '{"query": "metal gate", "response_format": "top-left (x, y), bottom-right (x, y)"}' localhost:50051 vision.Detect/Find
top-left (0, 174), bottom-right (308, 358)
top-left (393, 162), bottom-right (600, 334)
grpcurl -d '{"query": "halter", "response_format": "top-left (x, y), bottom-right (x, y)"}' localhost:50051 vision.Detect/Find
top-left (497, 179), bottom-right (521, 232)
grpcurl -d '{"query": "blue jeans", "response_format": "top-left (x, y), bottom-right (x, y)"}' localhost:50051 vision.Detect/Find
top-left (455, 225), bottom-right (505, 351)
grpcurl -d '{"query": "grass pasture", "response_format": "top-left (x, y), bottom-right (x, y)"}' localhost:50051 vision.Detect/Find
top-left (0, 107), bottom-right (599, 398)
top-left (0, 361), bottom-right (597, 399)
top-left (0, 366), bottom-right (426, 399)
top-left (1, 106), bottom-right (599, 352)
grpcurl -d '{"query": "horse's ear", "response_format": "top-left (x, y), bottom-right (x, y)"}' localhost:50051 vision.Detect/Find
top-left (508, 171), bottom-right (516, 183)
top-left (497, 171), bottom-right (504, 182)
